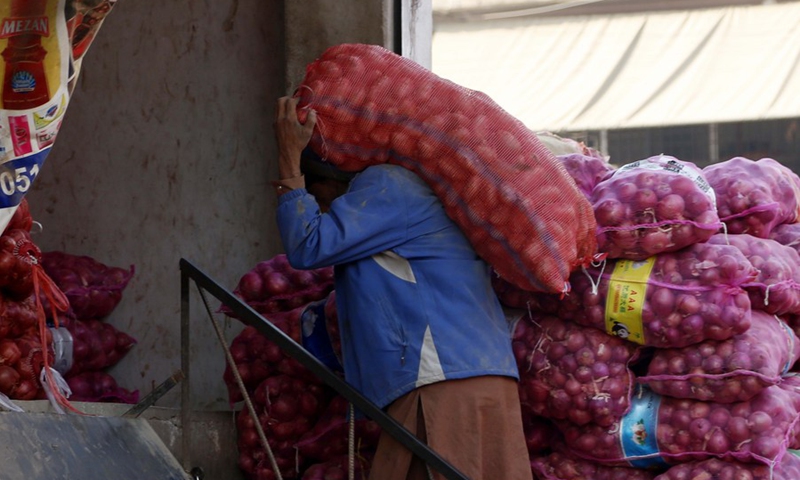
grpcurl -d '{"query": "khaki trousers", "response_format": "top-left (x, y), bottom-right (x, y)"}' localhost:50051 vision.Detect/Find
top-left (368, 376), bottom-right (533, 480)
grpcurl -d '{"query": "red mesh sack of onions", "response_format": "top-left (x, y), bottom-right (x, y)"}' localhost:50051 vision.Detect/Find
top-left (40, 251), bottom-right (134, 320)
top-left (703, 157), bottom-right (800, 238)
top-left (653, 453), bottom-right (800, 480)
top-left (532, 242), bottom-right (756, 348)
top-left (65, 319), bottom-right (137, 375)
top-left (532, 449), bottom-right (659, 480)
top-left (558, 153), bottom-right (616, 199)
top-left (0, 228), bottom-right (43, 300)
top-left (223, 306), bottom-right (319, 405)
top-left (65, 371), bottom-right (139, 404)
top-left (591, 155), bottom-right (722, 261)
top-left (295, 395), bottom-right (381, 464)
top-left (639, 310), bottom-right (800, 403)
top-left (221, 254), bottom-right (334, 320)
top-left (236, 374), bottom-right (331, 480)
top-left (0, 293), bottom-right (41, 339)
top-left (2, 197), bottom-right (32, 234)
top-left (557, 383), bottom-right (800, 469)
top-left (707, 234), bottom-right (800, 317)
top-left (514, 312), bottom-right (641, 426)
top-left (0, 335), bottom-right (50, 401)
top-left (294, 43), bottom-right (597, 294)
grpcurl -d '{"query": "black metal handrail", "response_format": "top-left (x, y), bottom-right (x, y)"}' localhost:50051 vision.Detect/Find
top-left (179, 258), bottom-right (470, 480)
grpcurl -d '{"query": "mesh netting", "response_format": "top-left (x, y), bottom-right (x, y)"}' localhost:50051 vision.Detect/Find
top-left (294, 43), bottom-right (597, 294)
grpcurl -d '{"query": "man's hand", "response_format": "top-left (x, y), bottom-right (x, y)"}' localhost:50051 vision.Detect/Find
top-left (274, 96), bottom-right (317, 180)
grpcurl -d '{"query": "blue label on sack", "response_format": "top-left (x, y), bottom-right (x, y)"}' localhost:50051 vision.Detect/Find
top-left (620, 385), bottom-right (669, 468)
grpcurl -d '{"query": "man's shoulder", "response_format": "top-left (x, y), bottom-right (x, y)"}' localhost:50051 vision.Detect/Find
top-left (358, 164), bottom-right (424, 186)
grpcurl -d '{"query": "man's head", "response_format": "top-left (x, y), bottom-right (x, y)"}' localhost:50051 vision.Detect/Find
top-left (301, 148), bottom-right (354, 212)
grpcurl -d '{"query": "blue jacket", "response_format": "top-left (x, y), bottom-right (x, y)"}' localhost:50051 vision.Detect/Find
top-left (276, 164), bottom-right (518, 408)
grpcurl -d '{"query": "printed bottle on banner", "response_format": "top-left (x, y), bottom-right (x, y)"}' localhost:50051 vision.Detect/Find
top-left (1, 0), bottom-right (50, 110)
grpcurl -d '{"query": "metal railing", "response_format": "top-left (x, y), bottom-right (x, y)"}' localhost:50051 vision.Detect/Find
top-left (179, 258), bottom-right (469, 480)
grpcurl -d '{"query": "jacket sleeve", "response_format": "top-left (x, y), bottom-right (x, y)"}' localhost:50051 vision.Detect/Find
top-left (276, 166), bottom-right (412, 270)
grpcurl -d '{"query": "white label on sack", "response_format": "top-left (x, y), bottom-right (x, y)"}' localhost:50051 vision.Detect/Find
top-left (615, 154), bottom-right (717, 208)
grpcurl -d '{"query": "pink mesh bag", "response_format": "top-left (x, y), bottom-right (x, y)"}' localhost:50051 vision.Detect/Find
top-left (654, 452), bottom-right (800, 480)
top-left (704, 157), bottom-right (800, 238)
top-left (531, 242), bottom-right (756, 348)
top-left (591, 155), bottom-right (722, 260)
top-left (557, 382), bottom-right (800, 470)
top-left (532, 449), bottom-right (658, 480)
top-left (640, 310), bottom-right (800, 403)
top-left (708, 234), bottom-right (800, 317)
top-left (294, 43), bottom-right (597, 294)
top-left (513, 313), bottom-right (640, 427)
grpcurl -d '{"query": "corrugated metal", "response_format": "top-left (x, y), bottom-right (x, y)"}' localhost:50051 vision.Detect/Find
top-left (432, 2), bottom-right (800, 131)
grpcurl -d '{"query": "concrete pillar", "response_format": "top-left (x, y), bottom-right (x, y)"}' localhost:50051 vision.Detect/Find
top-left (283, 0), bottom-right (433, 92)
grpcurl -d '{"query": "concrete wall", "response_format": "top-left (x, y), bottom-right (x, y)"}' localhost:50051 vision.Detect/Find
top-left (29, 0), bottom-right (288, 413)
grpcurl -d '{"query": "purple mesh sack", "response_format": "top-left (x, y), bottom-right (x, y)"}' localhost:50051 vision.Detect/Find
top-left (708, 234), bottom-right (800, 317)
top-left (640, 310), bottom-right (800, 403)
top-left (557, 383), bottom-right (800, 470)
top-left (654, 452), bottom-right (800, 480)
top-left (771, 222), bottom-right (800, 255)
top-left (557, 153), bottom-right (616, 199)
top-left (591, 155), bottom-right (722, 260)
top-left (513, 313), bottom-right (640, 427)
top-left (532, 449), bottom-right (658, 480)
top-left (532, 242), bottom-right (756, 348)
top-left (704, 157), bottom-right (800, 238)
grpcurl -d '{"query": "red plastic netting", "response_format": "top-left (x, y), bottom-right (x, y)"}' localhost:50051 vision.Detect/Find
top-left (294, 43), bottom-right (597, 294)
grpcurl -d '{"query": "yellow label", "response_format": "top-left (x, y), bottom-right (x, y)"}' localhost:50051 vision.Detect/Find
top-left (604, 258), bottom-right (656, 344)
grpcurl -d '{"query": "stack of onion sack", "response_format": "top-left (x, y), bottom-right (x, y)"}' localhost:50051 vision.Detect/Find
top-left (591, 155), bottom-right (722, 260)
top-left (220, 254), bottom-right (334, 320)
top-left (556, 380), bottom-right (800, 471)
top-left (513, 312), bottom-right (641, 428)
top-left (222, 256), bottom-right (353, 479)
top-left (59, 319), bottom-right (138, 403)
top-left (221, 255), bottom-right (334, 403)
top-left (294, 43), bottom-right (597, 294)
top-left (295, 395), bottom-right (381, 478)
top-left (525, 241), bottom-right (756, 348)
top-left (38, 251), bottom-right (139, 404)
top-left (653, 451), bottom-right (800, 480)
top-left (638, 310), bottom-right (800, 403)
top-left (703, 157), bottom-right (800, 238)
top-left (0, 201), bottom-right (73, 401)
top-left (235, 374), bottom-right (332, 480)
top-left (224, 308), bottom-right (318, 405)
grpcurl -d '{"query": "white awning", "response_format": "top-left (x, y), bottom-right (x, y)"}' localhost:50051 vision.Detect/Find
top-left (431, 2), bottom-right (800, 131)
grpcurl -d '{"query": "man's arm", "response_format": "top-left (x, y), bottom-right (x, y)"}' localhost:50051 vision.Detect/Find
top-left (272, 96), bottom-right (316, 194)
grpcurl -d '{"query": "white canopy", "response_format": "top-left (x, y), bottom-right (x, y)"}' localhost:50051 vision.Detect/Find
top-left (431, 2), bottom-right (800, 131)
